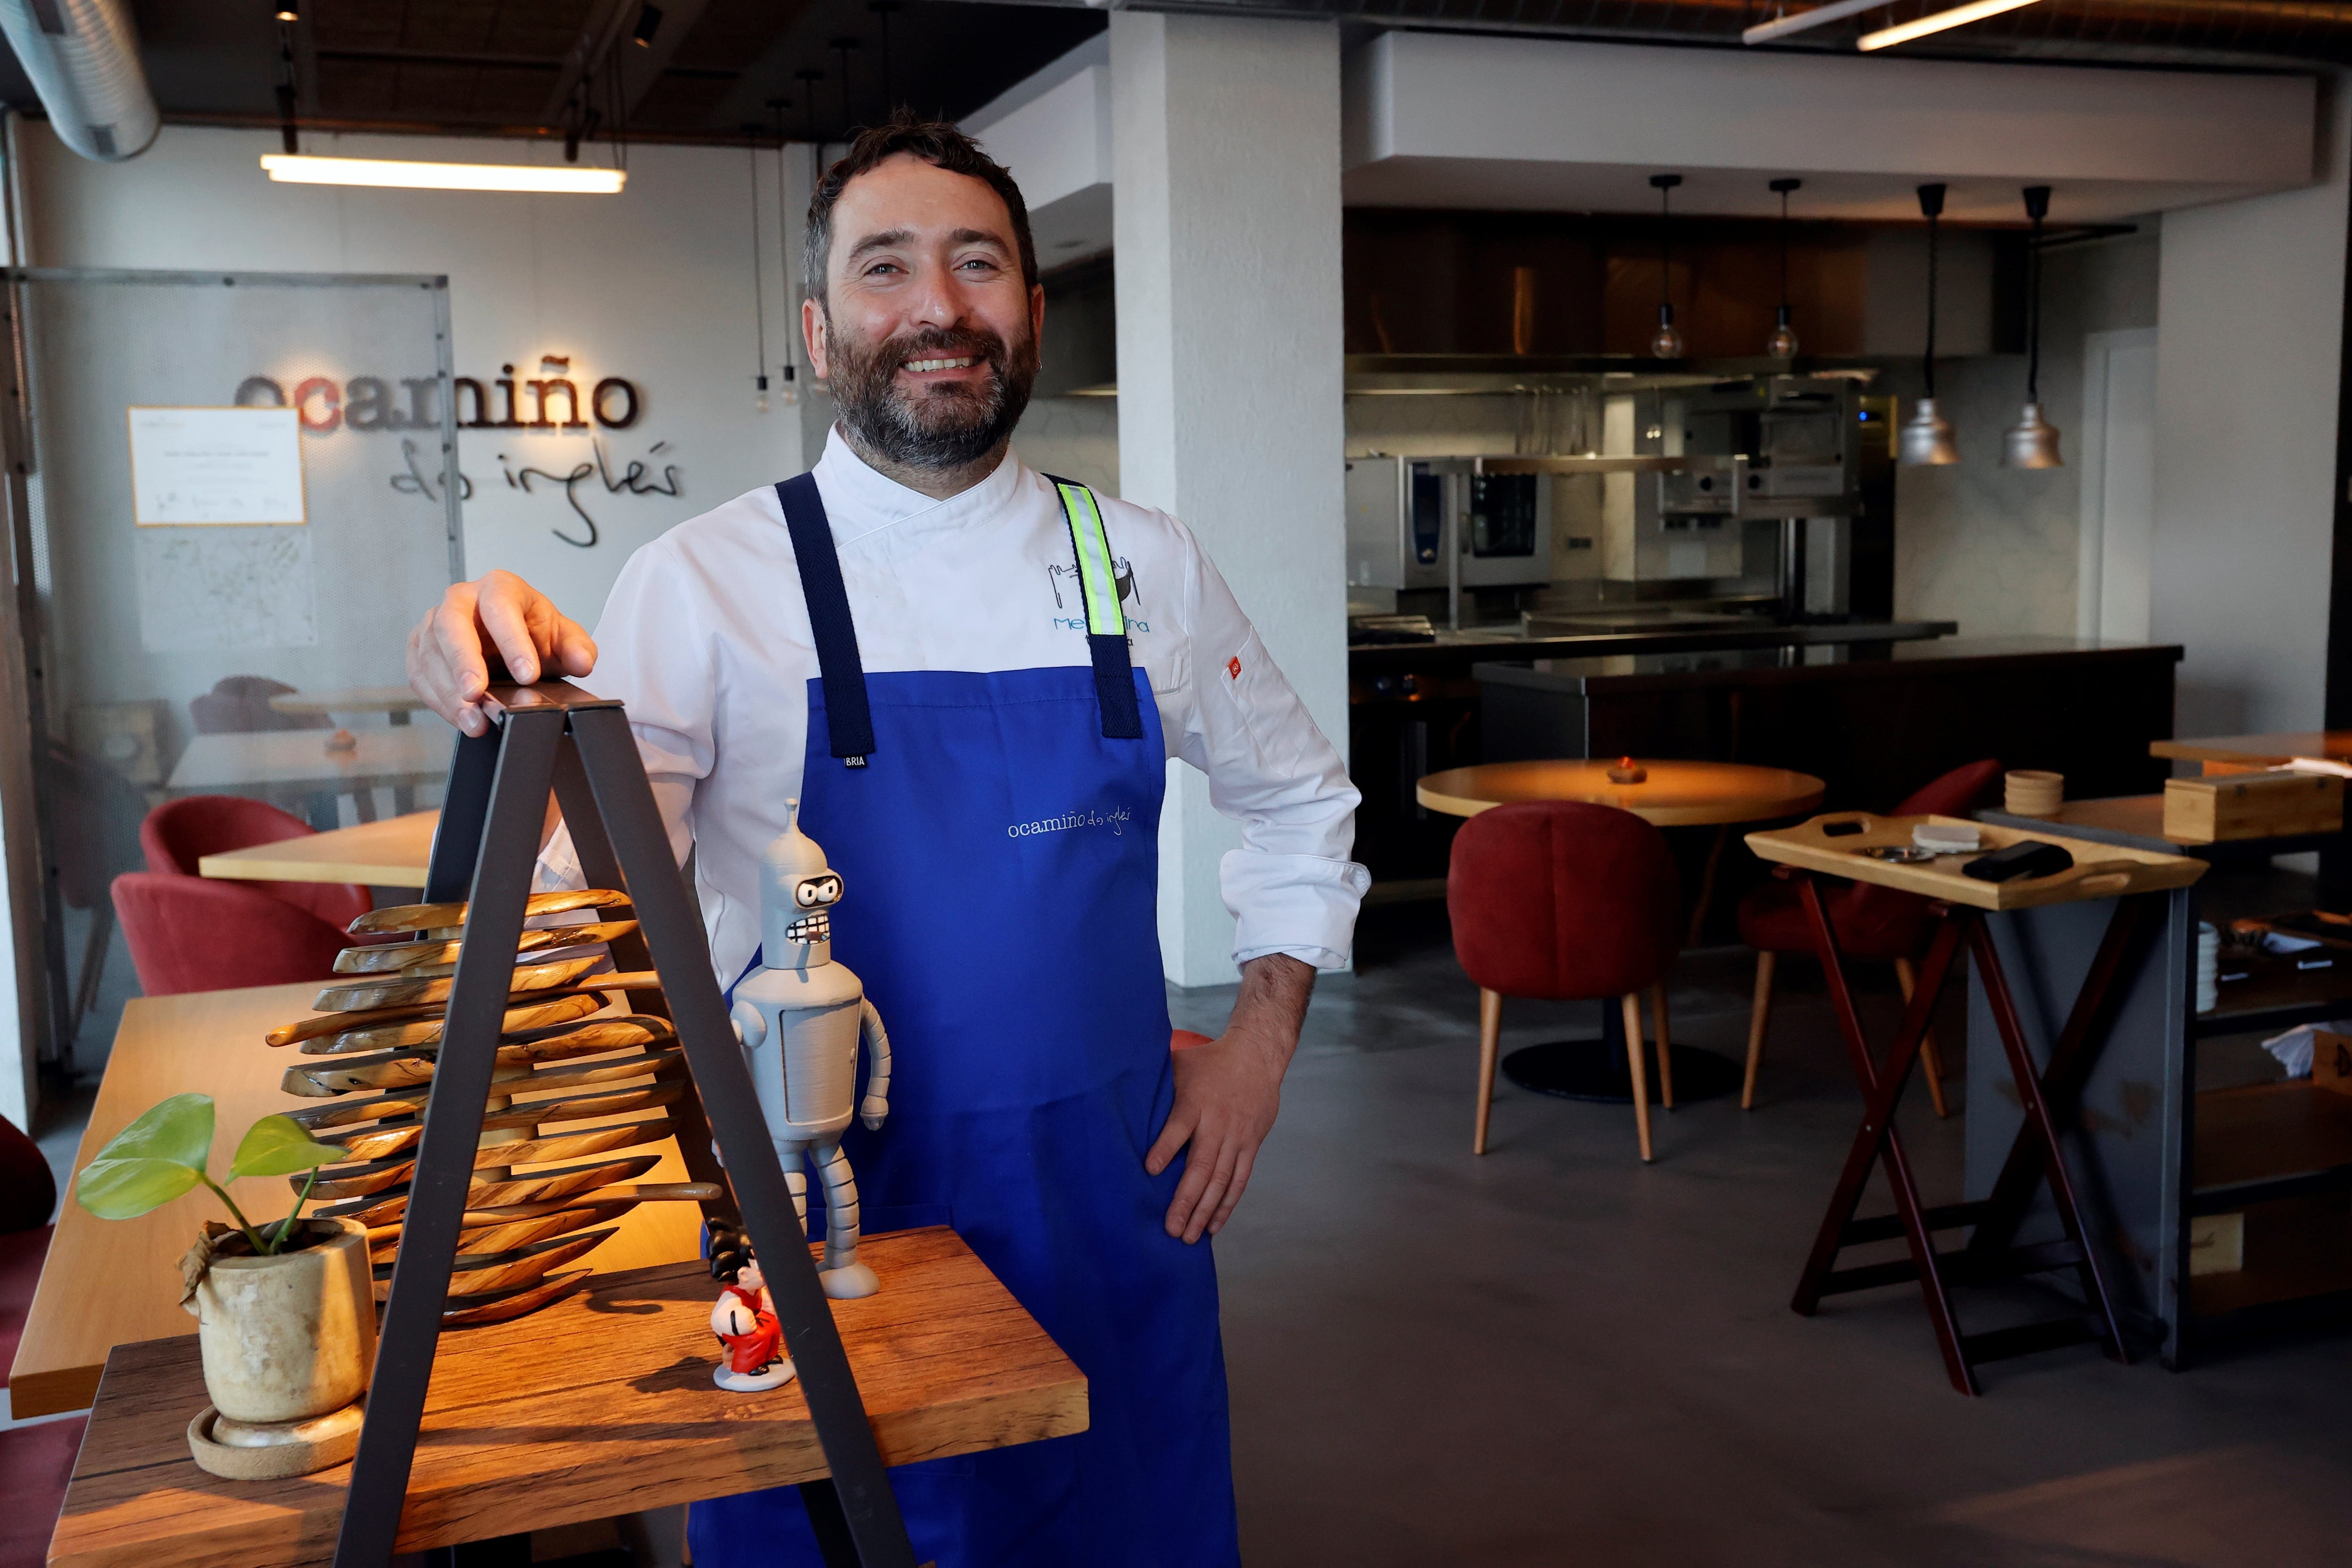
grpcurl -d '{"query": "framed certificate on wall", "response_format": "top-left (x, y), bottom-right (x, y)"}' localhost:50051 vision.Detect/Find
top-left (127, 405), bottom-right (306, 525)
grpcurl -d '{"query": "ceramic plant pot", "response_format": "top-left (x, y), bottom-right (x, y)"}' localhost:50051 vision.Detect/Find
top-left (182, 1217), bottom-right (375, 1425)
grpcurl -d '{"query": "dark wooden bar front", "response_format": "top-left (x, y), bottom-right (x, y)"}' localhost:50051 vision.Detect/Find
top-left (1478, 637), bottom-right (2181, 811)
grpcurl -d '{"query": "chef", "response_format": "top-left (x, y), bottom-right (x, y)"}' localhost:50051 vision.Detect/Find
top-left (406, 113), bottom-right (1366, 1568)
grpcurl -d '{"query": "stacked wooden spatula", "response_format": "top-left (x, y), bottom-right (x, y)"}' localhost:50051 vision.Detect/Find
top-left (269, 887), bottom-right (718, 1326)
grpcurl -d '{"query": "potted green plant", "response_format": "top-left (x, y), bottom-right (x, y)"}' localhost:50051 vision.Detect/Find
top-left (76, 1091), bottom-right (372, 1478)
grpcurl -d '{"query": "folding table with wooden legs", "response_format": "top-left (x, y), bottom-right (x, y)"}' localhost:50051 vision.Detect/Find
top-left (1745, 814), bottom-right (2204, 1394)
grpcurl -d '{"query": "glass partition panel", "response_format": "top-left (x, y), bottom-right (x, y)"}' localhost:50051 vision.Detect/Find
top-left (8, 267), bottom-right (461, 1073)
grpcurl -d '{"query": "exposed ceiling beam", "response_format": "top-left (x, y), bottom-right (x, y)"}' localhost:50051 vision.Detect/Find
top-left (537, 0), bottom-right (716, 129)
top-left (613, 0), bottom-right (716, 114)
top-left (538, 0), bottom-right (640, 124)
top-left (320, 48), bottom-right (565, 71)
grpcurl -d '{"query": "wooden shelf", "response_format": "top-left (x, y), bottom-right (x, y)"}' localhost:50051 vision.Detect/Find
top-left (2187, 1191), bottom-right (2352, 1317)
top-left (2195, 953), bottom-right (2352, 1039)
top-left (2194, 1081), bottom-right (2352, 1194)
top-left (48, 1227), bottom-right (1087, 1568)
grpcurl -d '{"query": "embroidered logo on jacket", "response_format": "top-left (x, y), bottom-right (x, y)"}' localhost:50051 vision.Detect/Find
top-left (1048, 556), bottom-right (1150, 635)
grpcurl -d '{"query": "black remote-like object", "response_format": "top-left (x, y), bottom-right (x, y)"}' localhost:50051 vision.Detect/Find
top-left (1822, 818), bottom-right (1866, 837)
top-left (1963, 840), bottom-right (2074, 883)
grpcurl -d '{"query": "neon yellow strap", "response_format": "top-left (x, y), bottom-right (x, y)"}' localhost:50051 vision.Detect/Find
top-left (1055, 479), bottom-right (1125, 637)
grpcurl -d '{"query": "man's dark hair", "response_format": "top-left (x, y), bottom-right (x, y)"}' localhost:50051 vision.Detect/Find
top-left (803, 110), bottom-right (1036, 307)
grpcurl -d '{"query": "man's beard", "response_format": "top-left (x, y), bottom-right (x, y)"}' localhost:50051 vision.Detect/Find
top-left (828, 319), bottom-right (1037, 472)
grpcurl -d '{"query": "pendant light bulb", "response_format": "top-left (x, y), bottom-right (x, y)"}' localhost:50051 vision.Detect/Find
top-left (1650, 173), bottom-right (1684, 359)
top-left (1901, 182), bottom-right (1961, 467)
top-left (1651, 303), bottom-right (1685, 359)
top-left (2004, 185), bottom-right (2063, 470)
top-left (1766, 178), bottom-right (1801, 358)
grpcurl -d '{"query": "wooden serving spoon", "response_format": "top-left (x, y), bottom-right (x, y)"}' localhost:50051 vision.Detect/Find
top-left (277, 1047), bottom-right (683, 1130)
top-left (318, 1153), bottom-right (666, 1226)
top-left (333, 921), bottom-right (642, 976)
top-left (349, 888), bottom-right (630, 937)
top-left (324, 1080), bottom-right (689, 1161)
top-left (373, 1227), bottom-right (618, 1299)
top-left (312, 955), bottom-right (604, 1014)
top-left (441, 1270), bottom-right (589, 1327)
top-left (266, 974), bottom-right (658, 1048)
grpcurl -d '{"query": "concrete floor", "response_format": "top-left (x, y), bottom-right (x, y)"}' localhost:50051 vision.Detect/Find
top-left (1176, 903), bottom-right (2352, 1568)
top-left (22, 897), bottom-right (2352, 1561)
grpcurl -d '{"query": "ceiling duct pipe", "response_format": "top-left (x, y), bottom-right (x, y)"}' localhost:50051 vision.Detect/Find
top-left (0, 0), bottom-right (159, 161)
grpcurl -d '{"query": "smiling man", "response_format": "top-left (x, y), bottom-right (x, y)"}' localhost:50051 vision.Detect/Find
top-left (406, 114), bottom-right (1366, 1568)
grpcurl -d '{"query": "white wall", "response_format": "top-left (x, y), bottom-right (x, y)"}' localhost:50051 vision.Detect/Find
top-left (1343, 32), bottom-right (2315, 223)
top-left (1113, 12), bottom-right (1350, 987)
top-left (19, 122), bottom-right (815, 632)
top-left (963, 36), bottom-right (1114, 267)
top-left (2151, 84), bottom-right (2352, 737)
top-left (1893, 230), bottom-right (2162, 638)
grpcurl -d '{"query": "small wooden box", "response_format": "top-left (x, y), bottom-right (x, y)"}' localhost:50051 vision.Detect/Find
top-left (2189, 1212), bottom-right (2244, 1277)
top-left (2162, 770), bottom-right (2344, 843)
top-left (2312, 1030), bottom-right (2352, 1095)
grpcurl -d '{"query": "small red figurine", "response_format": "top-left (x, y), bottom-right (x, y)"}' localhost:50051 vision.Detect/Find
top-left (707, 1222), bottom-right (795, 1392)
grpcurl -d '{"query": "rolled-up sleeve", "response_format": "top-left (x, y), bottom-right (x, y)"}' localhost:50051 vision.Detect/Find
top-left (1168, 524), bottom-right (1369, 971)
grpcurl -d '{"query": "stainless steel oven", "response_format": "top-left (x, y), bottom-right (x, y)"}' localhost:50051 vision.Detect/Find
top-left (1344, 455), bottom-right (1554, 593)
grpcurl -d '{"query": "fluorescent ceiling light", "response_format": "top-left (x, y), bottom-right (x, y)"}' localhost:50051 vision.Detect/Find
top-left (1859, 0), bottom-right (2041, 50)
top-left (1741, 0), bottom-right (1895, 46)
top-left (259, 155), bottom-right (627, 194)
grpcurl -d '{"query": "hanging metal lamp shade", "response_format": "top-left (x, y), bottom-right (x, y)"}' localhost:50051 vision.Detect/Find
top-left (1900, 182), bottom-right (1959, 467)
top-left (2003, 185), bottom-right (2063, 470)
top-left (2004, 403), bottom-right (2064, 469)
top-left (1900, 397), bottom-right (1961, 467)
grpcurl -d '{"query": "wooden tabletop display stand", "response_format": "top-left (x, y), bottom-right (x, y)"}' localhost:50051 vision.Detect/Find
top-left (1746, 813), bottom-right (2207, 1395)
top-left (334, 681), bottom-right (922, 1568)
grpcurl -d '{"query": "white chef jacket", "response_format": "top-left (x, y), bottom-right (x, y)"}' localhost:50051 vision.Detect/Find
top-left (540, 429), bottom-right (1368, 990)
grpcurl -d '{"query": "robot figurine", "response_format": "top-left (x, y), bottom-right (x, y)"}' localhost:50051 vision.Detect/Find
top-left (730, 801), bottom-right (892, 1300)
top-left (706, 1222), bottom-right (795, 1392)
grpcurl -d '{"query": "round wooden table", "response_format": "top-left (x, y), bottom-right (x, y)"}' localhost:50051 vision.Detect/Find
top-left (1418, 757), bottom-right (1826, 1107)
top-left (1415, 758), bottom-right (1825, 825)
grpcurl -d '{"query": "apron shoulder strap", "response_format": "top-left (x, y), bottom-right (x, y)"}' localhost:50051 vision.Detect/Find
top-left (1044, 473), bottom-right (1145, 741)
top-left (774, 473), bottom-right (876, 765)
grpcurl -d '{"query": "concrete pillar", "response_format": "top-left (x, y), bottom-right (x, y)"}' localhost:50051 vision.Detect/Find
top-left (1110, 12), bottom-right (1349, 988)
top-left (2150, 92), bottom-right (2352, 737)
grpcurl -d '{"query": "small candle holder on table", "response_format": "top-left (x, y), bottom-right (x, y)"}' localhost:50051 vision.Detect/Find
top-left (1745, 812), bottom-right (2206, 1395)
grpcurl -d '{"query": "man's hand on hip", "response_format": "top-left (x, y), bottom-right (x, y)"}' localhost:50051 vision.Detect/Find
top-left (407, 571), bottom-right (597, 736)
top-left (1146, 953), bottom-right (1314, 1244)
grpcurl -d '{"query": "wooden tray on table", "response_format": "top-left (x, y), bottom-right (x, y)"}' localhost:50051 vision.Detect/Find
top-left (1745, 813), bottom-right (2207, 911)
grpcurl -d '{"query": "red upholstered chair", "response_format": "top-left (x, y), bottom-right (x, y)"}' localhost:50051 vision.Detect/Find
top-left (1, 1111), bottom-right (82, 1568)
top-left (1450, 801), bottom-right (1684, 1162)
top-left (0, 1414), bottom-right (87, 1568)
top-left (111, 873), bottom-right (349, 995)
top-left (141, 795), bottom-right (370, 933)
top-left (1737, 758), bottom-right (2005, 1115)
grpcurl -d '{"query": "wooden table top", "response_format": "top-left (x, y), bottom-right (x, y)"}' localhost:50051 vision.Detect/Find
top-left (1415, 759), bottom-right (1826, 826)
top-left (198, 811), bottom-right (438, 889)
top-left (266, 686), bottom-right (426, 717)
top-left (2151, 731), bottom-right (2352, 765)
top-left (49, 1228), bottom-right (1087, 1568)
top-left (8, 982), bottom-right (701, 1419)
top-left (1747, 813), bottom-right (2207, 911)
top-left (165, 727), bottom-right (451, 796)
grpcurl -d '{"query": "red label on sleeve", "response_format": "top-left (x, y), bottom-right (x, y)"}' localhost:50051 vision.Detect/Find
top-left (1227, 656), bottom-right (1241, 680)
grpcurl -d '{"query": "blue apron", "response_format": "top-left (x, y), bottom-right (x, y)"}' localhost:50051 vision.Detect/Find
top-left (688, 472), bottom-right (1240, 1568)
